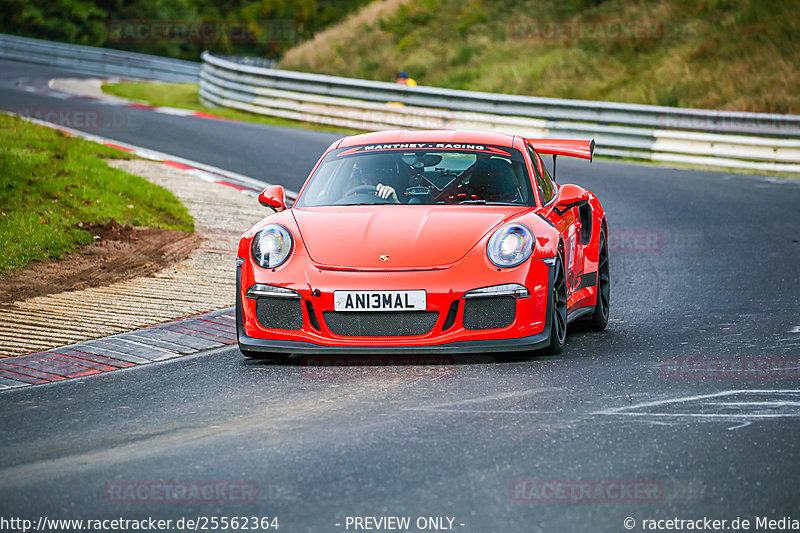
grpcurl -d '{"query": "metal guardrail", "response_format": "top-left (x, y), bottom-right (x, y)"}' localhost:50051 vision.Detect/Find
top-left (2, 34), bottom-right (796, 173)
top-left (0, 33), bottom-right (199, 83)
top-left (200, 52), bottom-right (800, 173)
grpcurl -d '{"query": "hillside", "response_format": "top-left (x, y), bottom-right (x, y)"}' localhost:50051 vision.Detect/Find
top-left (279, 0), bottom-right (800, 113)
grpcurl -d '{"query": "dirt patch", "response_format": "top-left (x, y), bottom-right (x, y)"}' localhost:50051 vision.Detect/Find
top-left (0, 222), bottom-right (200, 304)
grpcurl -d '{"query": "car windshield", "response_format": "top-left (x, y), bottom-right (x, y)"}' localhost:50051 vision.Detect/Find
top-left (295, 143), bottom-right (535, 207)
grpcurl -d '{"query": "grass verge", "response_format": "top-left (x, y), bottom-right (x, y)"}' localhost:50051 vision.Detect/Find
top-left (0, 113), bottom-right (194, 277)
top-left (102, 81), bottom-right (360, 135)
top-left (280, 0), bottom-right (800, 114)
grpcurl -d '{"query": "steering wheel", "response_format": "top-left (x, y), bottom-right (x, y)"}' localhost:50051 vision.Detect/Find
top-left (343, 184), bottom-right (378, 196)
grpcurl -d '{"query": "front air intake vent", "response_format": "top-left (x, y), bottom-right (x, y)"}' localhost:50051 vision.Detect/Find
top-left (256, 298), bottom-right (303, 330)
top-left (463, 297), bottom-right (515, 330)
top-left (323, 312), bottom-right (438, 337)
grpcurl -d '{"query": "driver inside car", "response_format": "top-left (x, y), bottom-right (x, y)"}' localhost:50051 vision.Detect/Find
top-left (352, 156), bottom-right (402, 203)
top-left (465, 157), bottom-right (520, 203)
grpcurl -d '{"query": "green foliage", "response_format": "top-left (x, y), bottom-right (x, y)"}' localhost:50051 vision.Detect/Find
top-left (0, 0), bottom-right (108, 45)
top-left (0, 0), bottom-right (372, 60)
top-left (0, 114), bottom-right (193, 276)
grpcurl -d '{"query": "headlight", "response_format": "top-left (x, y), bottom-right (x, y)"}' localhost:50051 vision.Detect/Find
top-left (487, 223), bottom-right (534, 268)
top-left (251, 224), bottom-right (293, 268)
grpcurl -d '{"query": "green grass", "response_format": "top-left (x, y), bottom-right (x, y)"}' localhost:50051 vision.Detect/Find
top-left (102, 81), bottom-right (360, 135)
top-left (103, 81), bottom-right (201, 110)
top-left (0, 114), bottom-right (194, 277)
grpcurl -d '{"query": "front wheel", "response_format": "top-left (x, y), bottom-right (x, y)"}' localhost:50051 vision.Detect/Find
top-left (543, 253), bottom-right (567, 355)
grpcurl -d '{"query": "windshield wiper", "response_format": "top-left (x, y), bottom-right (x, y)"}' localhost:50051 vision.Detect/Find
top-left (458, 200), bottom-right (525, 206)
top-left (336, 202), bottom-right (393, 206)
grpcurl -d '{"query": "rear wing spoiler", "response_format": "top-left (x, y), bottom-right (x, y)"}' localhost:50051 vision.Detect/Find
top-left (527, 138), bottom-right (595, 181)
top-left (528, 139), bottom-right (595, 161)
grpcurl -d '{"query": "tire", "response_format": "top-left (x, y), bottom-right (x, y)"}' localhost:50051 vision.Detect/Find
top-left (584, 230), bottom-right (610, 331)
top-left (543, 253), bottom-right (567, 355)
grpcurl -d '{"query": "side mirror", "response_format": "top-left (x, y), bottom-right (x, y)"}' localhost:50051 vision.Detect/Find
top-left (258, 185), bottom-right (287, 211)
top-left (553, 184), bottom-right (590, 215)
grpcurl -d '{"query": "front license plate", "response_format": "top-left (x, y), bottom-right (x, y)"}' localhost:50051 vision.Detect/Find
top-left (334, 290), bottom-right (426, 312)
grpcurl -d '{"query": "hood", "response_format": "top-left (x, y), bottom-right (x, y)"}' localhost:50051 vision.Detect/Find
top-left (292, 205), bottom-right (525, 270)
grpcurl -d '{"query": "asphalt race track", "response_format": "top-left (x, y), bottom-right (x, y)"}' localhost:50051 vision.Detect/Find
top-left (1, 59), bottom-right (800, 533)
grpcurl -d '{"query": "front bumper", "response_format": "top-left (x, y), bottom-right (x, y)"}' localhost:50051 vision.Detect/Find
top-left (236, 254), bottom-right (554, 355)
top-left (237, 329), bottom-right (551, 355)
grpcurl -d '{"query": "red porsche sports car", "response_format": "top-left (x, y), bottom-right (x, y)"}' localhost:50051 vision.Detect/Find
top-left (236, 130), bottom-right (608, 358)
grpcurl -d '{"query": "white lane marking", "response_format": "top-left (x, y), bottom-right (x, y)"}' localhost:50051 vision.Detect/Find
top-left (606, 413), bottom-right (790, 418)
top-left (790, 326), bottom-right (800, 333)
top-left (154, 106), bottom-right (196, 116)
top-left (594, 389), bottom-right (800, 414)
top-left (727, 421), bottom-right (751, 431)
top-left (704, 401), bottom-right (800, 408)
top-left (594, 390), bottom-right (800, 421)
